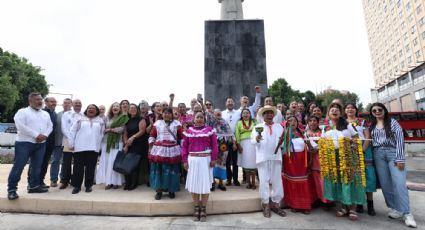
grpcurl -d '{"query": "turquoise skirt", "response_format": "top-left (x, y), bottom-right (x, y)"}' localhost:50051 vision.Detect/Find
top-left (149, 163), bottom-right (181, 192)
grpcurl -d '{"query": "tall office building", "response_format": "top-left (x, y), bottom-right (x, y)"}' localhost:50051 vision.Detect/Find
top-left (363, 0), bottom-right (425, 111)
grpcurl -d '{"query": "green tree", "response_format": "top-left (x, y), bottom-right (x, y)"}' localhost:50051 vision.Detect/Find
top-left (0, 47), bottom-right (48, 122)
top-left (315, 89), bottom-right (361, 113)
top-left (268, 78), bottom-right (314, 106)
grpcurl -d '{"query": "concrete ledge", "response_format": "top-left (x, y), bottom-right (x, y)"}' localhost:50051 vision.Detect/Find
top-left (0, 165), bottom-right (261, 216)
top-left (0, 184), bottom-right (261, 216)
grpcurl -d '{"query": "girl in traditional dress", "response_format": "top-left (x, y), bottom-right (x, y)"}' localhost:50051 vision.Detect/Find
top-left (211, 109), bottom-right (235, 191)
top-left (148, 108), bottom-right (183, 200)
top-left (281, 115), bottom-right (313, 214)
top-left (305, 115), bottom-right (327, 205)
top-left (344, 103), bottom-right (376, 216)
top-left (322, 103), bottom-right (365, 221)
top-left (235, 108), bottom-right (257, 189)
top-left (96, 102), bottom-right (127, 189)
top-left (182, 112), bottom-right (218, 222)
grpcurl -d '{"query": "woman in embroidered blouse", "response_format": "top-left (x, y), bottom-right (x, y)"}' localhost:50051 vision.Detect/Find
top-left (96, 102), bottom-right (128, 189)
top-left (182, 112), bottom-right (218, 222)
top-left (322, 103), bottom-right (364, 221)
top-left (344, 103), bottom-right (376, 216)
top-left (211, 109), bottom-right (235, 191)
top-left (281, 115), bottom-right (313, 214)
top-left (235, 108), bottom-right (257, 189)
top-left (69, 104), bottom-right (104, 194)
top-left (305, 115), bottom-right (327, 206)
top-left (148, 108), bottom-right (183, 200)
top-left (369, 103), bottom-right (417, 228)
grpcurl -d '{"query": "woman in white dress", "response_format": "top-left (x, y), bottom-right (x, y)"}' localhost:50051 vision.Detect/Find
top-left (235, 108), bottom-right (257, 189)
top-left (96, 102), bottom-right (128, 189)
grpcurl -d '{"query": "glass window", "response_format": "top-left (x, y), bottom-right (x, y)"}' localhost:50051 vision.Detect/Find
top-left (412, 25), bottom-right (416, 34)
top-left (408, 56), bottom-right (413, 63)
top-left (406, 2), bottom-right (412, 11)
top-left (422, 31), bottom-right (425, 39)
top-left (414, 37), bottom-right (419, 46)
top-left (406, 44), bottom-right (410, 52)
top-left (399, 49), bottom-right (403, 57)
top-left (416, 50), bottom-right (422, 58)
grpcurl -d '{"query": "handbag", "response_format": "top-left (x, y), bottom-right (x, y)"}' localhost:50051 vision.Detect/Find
top-left (113, 150), bottom-right (142, 175)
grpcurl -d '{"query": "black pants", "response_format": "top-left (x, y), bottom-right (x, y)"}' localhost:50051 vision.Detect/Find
top-left (71, 151), bottom-right (98, 189)
top-left (39, 143), bottom-right (54, 183)
top-left (226, 144), bottom-right (239, 183)
top-left (60, 151), bottom-right (73, 185)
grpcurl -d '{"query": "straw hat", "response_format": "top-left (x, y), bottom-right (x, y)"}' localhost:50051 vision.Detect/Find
top-left (259, 105), bottom-right (277, 117)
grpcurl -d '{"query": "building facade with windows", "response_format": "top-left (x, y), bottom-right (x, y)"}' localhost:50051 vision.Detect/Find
top-left (364, 0), bottom-right (425, 111)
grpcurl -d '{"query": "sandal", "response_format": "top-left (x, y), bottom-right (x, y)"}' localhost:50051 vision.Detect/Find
top-left (348, 210), bottom-right (358, 221)
top-left (270, 202), bottom-right (287, 217)
top-left (262, 203), bottom-right (271, 218)
top-left (193, 205), bottom-right (200, 222)
top-left (336, 208), bottom-right (348, 217)
top-left (199, 206), bottom-right (207, 222)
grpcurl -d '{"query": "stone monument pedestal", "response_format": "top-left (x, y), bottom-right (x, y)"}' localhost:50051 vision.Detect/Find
top-left (204, 19), bottom-right (268, 109)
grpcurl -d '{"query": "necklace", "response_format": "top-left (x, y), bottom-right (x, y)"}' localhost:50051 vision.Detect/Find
top-left (242, 119), bottom-right (252, 130)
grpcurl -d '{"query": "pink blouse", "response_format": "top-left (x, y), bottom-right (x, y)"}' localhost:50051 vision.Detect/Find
top-left (181, 125), bottom-right (218, 163)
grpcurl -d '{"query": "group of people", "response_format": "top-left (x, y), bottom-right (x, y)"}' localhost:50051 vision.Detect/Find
top-left (5, 88), bottom-right (417, 227)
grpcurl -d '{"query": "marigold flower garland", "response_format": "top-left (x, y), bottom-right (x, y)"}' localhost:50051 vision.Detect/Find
top-left (356, 138), bottom-right (366, 187)
top-left (318, 138), bottom-right (337, 183)
top-left (319, 137), bottom-right (366, 188)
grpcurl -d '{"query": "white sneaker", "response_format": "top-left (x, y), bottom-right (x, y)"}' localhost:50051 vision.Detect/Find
top-left (404, 214), bottom-right (417, 228)
top-left (388, 209), bottom-right (403, 219)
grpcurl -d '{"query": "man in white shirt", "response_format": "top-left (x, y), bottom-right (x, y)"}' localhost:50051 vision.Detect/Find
top-left (221, 97), bottom-right (241, 186)
top-left (251, 105), bottom-right (286, 218)
top-left (59, 99), bottom-right (83, 189)
top-left (256, 96), bottom-right (284, 124)
top-left (187, 98), bottom-right (198, 115)
top-left (7, 92), bottom-right (53, 200)
top-left (237, 86), bottom-right (262, 118)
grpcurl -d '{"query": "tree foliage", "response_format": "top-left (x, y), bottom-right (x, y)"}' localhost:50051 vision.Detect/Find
top-left (315, 89), bottom-right (362, 112)
top-left (0, 47), bottom-right (48, 122)
top-left (268, 78), bottom-right (316, 106)
top-left (268, 78), bottom-right (363, 113)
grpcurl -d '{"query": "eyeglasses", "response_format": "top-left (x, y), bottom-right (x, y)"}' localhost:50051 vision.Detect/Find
top-left (372, 108), bottom-right (383, 113)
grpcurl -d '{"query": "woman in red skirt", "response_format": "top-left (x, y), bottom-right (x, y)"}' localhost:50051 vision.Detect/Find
top-left (281, 115), bottom-right (313, 214)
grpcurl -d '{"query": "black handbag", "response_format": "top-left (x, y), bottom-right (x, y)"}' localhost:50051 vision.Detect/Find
top-left (113, 150), bottom-right (142, 175)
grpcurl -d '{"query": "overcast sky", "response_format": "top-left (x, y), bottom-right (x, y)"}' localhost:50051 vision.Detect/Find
top-left (0, 0), bottom-right (374, 109)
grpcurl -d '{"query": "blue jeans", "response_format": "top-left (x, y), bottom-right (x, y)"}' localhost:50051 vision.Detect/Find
top-left (8, 141), bottom-right (46, 192)
top-left (50, 146), bottom-right (63, 183)
top-left (373, 146), bottom-right (410, 214)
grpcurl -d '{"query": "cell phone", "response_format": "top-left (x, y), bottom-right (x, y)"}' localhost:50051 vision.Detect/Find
top-left (197, 93), bottom-right (203, 102)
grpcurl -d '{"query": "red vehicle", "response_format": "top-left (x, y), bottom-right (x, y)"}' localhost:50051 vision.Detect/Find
top-left (359, 111), bottom-right (425, 143)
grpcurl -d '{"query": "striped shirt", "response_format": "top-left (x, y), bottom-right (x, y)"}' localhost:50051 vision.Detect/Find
top-left (371, 118), bottom-right (405, 163)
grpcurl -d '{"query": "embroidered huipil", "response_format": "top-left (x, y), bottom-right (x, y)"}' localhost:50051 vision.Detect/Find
top-left (181, 126), bottom-right (218, 163)
top-left (149, 120), bottom-right (183, 164)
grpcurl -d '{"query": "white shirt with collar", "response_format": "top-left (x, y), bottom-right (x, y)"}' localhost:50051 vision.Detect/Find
top-left (61, 110), bottom-right (84, 140)
top-left (14, 107), bottom-right (53, 143)
top-left (221, 109), bottom-right (241, 133)
top-left (237, 92), bottom-right (262, 118)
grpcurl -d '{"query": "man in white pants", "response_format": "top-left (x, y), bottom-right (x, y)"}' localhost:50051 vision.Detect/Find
top-left (251, 105), bottom-right (286, 218)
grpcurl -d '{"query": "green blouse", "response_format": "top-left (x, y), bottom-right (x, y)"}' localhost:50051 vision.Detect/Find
top-left (235, 119), bottom-right (257, 144)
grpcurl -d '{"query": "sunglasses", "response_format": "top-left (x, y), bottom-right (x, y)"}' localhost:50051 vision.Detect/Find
top-left (205, 103), bottom-right (212, 106)
top-left (372, 108), bottom-right (383, 113)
